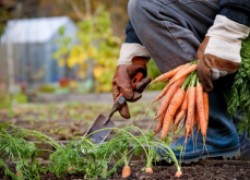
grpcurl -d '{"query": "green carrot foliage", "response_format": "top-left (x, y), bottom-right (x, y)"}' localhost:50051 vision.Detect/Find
top-left (226, 35), bottom-right (250, 134)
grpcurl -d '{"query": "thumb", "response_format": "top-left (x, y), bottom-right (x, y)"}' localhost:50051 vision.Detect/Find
top-left (119, 102), bottom-right (131, 119)
top-left (195, 36), bottom-right (210, 60)
top-left (197, 60), bottom-right (213, 92)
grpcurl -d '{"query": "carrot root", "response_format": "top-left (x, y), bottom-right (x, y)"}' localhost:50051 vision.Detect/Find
top-left (145, 167), bottom-right (153, 174)
top-left (122, 165), bottom-right (131, 178)
top-left (152, 64), bottom-right (185, 83)
top-left (160, 88), bottom-right (185, 139)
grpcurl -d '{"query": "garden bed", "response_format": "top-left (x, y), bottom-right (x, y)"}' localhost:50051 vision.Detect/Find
top-left (0, 102), bottom-right (250, 179)
top-left (110, 160), bottom-right (250, 180)
top-left (1, 160), bottom-right (250, 179)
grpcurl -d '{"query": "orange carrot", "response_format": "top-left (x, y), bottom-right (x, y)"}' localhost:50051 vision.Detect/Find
top-left (175, 170), bottom-right (183, 178)
top-left (196, 104), bottom-right (201, 130)
top-left (173, 73), bottom-right (193, 131)
top-left (152, 64), bottom-right (185, 83)
top-left (154, 77), bottom-right (186, 118)
top-left (185, 85), bottom-right (195, 138)
top-left (195, 83), bottom-right (206, 137)
top-left (152, 64), bottom-right (191, 102)
top-left (160, 87), bottom-right (186, 139)
top-left (154, 112), bottom-right (165, 135)
top-left (168, 63), bottom-right (197, 86)
top-left (192, 107), bottom-right (197, 131)
top-left (174, 92), bottom-right (188, 131)
top-left (203, 92), bottom-right (209, 122)
top-left (122, 165), bottom-right (131, 178)
top-left (153, 75), bottom-right (186, 103)
top-left (145, 167), bottom-right (154, 174)
top-left (153, 83), bottom-right (171, 103)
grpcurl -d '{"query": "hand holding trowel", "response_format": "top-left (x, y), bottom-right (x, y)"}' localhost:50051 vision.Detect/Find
top-left (85, 72), bottom-right (151, 144)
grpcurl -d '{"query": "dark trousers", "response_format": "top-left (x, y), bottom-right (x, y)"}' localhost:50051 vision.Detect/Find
top-left (128, 0), bottom-right (240, 149)
top-left (128, 0), bottom-right (219, 72)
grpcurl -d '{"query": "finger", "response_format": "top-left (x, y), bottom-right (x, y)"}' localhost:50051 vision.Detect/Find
top-left (112, 82), bottom-right (120, 101)
top-left (112, 83), bottom-right (130, 119)
top-left (198, 72), bottom-right (213, 92)
top-left (129, 57), bottom-right (147, 77)
top-left (197, 62), bottom-right (213, 92)
top-left (112, 82), bottom-right (131, 119)
top-left (116, 66), bottom-right (134, 100)
top-left (128, 92), bottom-right (142, 102)
top-left (128, 64), bottom-right (147, 78)
top-left (119, 102), bottom-right (131, 119)
top-left (195, 36), bottom-right (210, 60)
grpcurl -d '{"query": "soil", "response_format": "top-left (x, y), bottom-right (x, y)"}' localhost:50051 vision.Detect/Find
top-left (116, 160), bottom-right (250, 180)
top-left (0, 101), bottom-right (156, 141)
top-left (1, 93), bottom-right (250, 179)
top-left (2, 160), bottom-right (249, 180)
top-left (30, 160), bottom-right (250, 179)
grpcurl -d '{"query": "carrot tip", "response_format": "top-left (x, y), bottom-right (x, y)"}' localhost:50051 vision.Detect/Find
top-left (145, 167), bottom-right (153, 174)
top-left (175, 170), bottom-right (183, 178)
top-left (122, 165), bottom-right (131, 179)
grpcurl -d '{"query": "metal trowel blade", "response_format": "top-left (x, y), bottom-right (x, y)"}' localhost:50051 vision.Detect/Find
top-left (85, 114), bottom-right (115, 144)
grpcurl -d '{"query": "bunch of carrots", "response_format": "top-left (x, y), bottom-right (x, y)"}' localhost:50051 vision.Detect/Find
top-left (151, 61), bottom-right (209, 143)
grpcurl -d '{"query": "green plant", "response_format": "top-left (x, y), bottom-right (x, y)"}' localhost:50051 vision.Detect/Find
top-left (53, 6), bottom-right (121, 92)
top-left (0, 123), bottom-right (62, 180)
top-left (226, 35), bottom-right (250, 134)
top-left (49, 128), bottom-right (131, 179)
top-left (49, 140), bottom-right (88, 177)
top-left (84, 126), bottom-right (181, 178)
top-left (0, 123), bottom-right (181, 179)
top-left (0, 90), bottom-right (11, 109)
top-left (37, 84), bottom-right (56, 93)
top-left (0, 124), bottom-right (40, 180)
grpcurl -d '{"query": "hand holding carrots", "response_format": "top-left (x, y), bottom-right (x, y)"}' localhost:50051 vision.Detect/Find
top-left (152, 61), bottom-right (209, 142)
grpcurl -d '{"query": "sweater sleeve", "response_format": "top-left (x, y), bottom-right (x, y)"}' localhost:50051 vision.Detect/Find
top-left (117, 21), bottom-right (150, 65)
top-left (125, 21), bottom-right (143, 44)
top-left (219, 0), bottom-right (250, 26)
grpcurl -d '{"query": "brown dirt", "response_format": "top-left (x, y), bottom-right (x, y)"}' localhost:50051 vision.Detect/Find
top-left (33, 160), bottom-right (250, 180)
top-left (1, 160), bottom-right (250, 180)
top-left (1, 97), bottom-right (250, 180)
top-left (113, 160), bottom-right (250, 180)
top-left (0, 101), bottom-right (156, 141)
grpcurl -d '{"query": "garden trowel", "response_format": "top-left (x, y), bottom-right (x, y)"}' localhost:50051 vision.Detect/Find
top-left (85, 73), bottom-right (151, 144)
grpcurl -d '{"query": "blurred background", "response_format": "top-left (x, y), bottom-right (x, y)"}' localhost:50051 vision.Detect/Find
top-left (0, 0), bottom-right (161, 108)
top-left (0, 0), bottom-right (164, 153)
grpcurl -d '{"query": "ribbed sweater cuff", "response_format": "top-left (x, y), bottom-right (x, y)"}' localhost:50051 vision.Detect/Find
top-left (220, 7), bottom-right (250, 26)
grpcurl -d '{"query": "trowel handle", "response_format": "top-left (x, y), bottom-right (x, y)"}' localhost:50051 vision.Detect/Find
top-left (107, 95), bottom-right (126, 121)
top-left (131, 72), bottom-right (144, 89)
